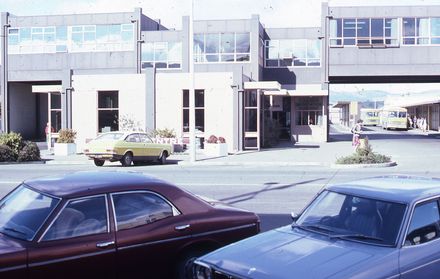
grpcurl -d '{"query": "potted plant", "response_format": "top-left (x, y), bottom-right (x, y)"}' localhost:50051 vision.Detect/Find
top-left (204, 135), bottom-right (228, 157)
top-left (54, 129), bottom-right (77, 156)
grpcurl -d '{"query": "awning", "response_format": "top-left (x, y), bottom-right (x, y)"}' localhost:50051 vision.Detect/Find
top-left (244, 81), bottom-right (281, 91)
top-left (32, 85), bottom-right (62, 93)
top-left (244, 82), bottom-right (328, 96)
top-left (401, 99), bottom-right (440, 107)
top-left (333, 101), bottom-right (350, 108)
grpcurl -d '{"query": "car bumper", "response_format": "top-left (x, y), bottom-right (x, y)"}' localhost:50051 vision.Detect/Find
top-left (85, 153), bottom-right (123, 161)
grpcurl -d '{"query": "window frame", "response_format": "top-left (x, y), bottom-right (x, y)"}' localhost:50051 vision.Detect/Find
top-left (264, 39), bottom-right (322, 68)
top-left (97, 90), bottom-right (119, 133)
top-left (110, 190), bottom-right (181, 232)
top-left (38, 194), bottom-right (110, 242)
top-left (403, 197), bottom-right (440, 247)
top-left (141, 41), bottom-right (183, 70)
top-left (182, 89), bottom-right (205, 133)
top-left (402, 17), bottom-right (440, 46)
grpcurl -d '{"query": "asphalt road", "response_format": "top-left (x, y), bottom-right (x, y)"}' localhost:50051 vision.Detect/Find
top-left (0, 126), bottom-right (438, 232)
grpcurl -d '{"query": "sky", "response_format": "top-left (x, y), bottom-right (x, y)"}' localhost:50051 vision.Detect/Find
top-left (2, 0), bottom-right (440, 29)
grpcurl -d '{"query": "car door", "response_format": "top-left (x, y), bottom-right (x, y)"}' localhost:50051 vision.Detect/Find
top-left (28, 195), bottom-right (116, 279)
top-left (139, 133), bottom-right (161, 158)
top-left (124, 133), bottom-right (144, 158)
top-left (400, 199), bottom-right (440, 278)
top-left (111, 191), bottom-right (192, 279)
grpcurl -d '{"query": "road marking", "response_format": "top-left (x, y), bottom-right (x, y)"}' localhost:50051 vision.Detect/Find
top-left (177, 183), bottom-right (325, 187)
top-left (0, 181), bottom-right (21, 184)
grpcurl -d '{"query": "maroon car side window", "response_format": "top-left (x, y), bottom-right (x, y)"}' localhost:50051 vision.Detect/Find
top-left (112, 192), bottom-right (174, 231)
top-left (42, 196), bottom-right (108, 241)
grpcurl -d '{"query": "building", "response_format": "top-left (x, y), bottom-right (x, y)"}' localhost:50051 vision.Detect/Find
top-left (1, 3), bottom-right (440, 152)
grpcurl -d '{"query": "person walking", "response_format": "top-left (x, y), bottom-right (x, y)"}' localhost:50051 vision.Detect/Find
top-left (351, 119), bottom-right (363, 149)
top-left (45, 122), bottom-right (55, 149)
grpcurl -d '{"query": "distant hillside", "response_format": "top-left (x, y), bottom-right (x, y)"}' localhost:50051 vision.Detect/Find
top-left (330, 90), bottom-right (389, 103)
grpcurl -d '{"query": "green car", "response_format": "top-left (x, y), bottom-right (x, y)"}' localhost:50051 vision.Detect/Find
top-left (84, 132), bottom-right (172, 167)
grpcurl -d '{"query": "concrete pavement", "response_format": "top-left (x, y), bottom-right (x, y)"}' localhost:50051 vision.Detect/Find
top-left (36, 125), bottom-right (439, 169)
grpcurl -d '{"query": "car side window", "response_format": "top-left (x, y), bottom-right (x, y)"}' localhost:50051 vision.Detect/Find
top-left (405, 200), bottom-right (440, 246)
top-left (42, 196), bottom-right (108, 241)
top-left (112, 192), bottom-right (174, 231)
top-left (139, 134), bottom-right (152, 143)
top-left (126, 134), bottom-right (140, 143)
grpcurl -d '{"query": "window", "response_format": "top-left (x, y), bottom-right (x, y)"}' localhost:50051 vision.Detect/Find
top-left (264, 39), bottom-right (321, 67)
top-left (294, 96), bottom-right (323, 126)
top-left (194, 32), bottom-right (250, 63)
top-left (50, 93), bottom-right (62, 132)
top-left (0, 185), bottom-right (60, 241)
top-left (182, 89), bottom-right (205, 133)
top-left (329, 18), bottom-right (398, 47)
top-left (42, 196), bottom-right (107, 241)
top-left (98, 91), bottom-right (119, 133)
top-left (403, 17), bottom-right (440, 45)
top-left (141, 42), bottom-right (182, 69)
top-left (244, 90), bottom-right (258, 132)
top-left (406, 200), bottom-right (440, 246)
top-left (8, 23), bottom-right (133, 54)
top-left (112, 192), bottom-right (176, 231)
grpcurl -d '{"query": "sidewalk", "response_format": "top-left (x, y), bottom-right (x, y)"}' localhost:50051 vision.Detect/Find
top-left (39, 125), bottom-right (439, 168)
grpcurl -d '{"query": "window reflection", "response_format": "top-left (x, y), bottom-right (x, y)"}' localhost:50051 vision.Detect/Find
top-left (194, 32), bottom-right (250, 63)
top-left (141, 42), bottom-right (182, 69)
top-left (264, 39), bottom-right (321, 68)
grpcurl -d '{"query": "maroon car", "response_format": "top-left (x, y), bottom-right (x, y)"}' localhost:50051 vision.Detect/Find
top-left (0, 171), bottom-right (259, 279)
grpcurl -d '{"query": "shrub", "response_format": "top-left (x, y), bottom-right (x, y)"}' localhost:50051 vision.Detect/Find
top-left (18, 141), bottom-right (41, 162)
top-left (218, 136), bottom-right (226, 143)
top-left (57, 129), bottom-right (77, 143)
top-left (149, 128), bottom-right (176, 138)
top-left (206, 135), bottom-right (218, 144)
top-left (0, 145), bottom-right (16, 162)
top-left (336, 137), bottom-right (391, 165)
top-left (0, 132), bottom-right (23, 156)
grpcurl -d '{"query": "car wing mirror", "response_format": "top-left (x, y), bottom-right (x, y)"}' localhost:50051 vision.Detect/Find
top-left (291, 212), bottom-right (300, 222)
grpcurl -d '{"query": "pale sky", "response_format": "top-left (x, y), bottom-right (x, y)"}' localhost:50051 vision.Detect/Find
top-left (1, 0), bottom-right (440, 29)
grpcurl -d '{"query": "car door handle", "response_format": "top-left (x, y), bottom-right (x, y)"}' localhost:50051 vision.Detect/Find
top-left (175, 224), bottom-right (190, 231)
top-left (96, 241), bottom-right (115, 248)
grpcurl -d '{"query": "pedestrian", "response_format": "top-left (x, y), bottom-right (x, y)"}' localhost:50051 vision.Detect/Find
top-left (45, 122), bottom-right (55, 149)
top-left (421, 118), bottom-right (427, 132)
top-left (412, 115), bottom-right (417, 129)
top-left (351, 119), bottom-right (362, 148)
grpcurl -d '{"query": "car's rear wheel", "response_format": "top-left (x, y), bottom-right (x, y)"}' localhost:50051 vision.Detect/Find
top-left (175, 248), bottom-right (211, 279)
top-left (159, 151), bottom-right (168, 165)
top-left (93, 159), bottom-right (105, 167)
top-left (121, 152), bottom-right (133, 167)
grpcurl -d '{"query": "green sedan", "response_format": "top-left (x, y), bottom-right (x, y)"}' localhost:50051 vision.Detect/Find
top-left (84, 132), bottom-right (172, 167)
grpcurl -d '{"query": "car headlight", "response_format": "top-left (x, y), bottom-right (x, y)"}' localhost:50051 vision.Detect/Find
top-left (193, 261), bottom-right (212, 279)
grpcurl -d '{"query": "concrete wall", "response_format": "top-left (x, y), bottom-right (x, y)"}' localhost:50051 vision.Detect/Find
top-left (8, 83), bottom-right (36, 138)
top-left (326, 4), bottom-right (440, 79)
top-left (155, 72), bottom-right (236, 152)
top-left (71, 73), bottom-right (147, 152)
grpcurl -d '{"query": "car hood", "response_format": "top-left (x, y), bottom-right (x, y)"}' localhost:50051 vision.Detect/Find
top-left (198, 225), bottom-right (397, 279)
top-left (0, 233), bottom-right (26, 254)
top-left (0, 233), bottom-right (27, 270)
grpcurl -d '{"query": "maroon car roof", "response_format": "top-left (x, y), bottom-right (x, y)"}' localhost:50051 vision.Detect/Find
top-left (23, 171), bottom-right (178, 199)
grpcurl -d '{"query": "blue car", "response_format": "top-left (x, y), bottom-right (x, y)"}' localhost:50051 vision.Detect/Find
top-left (194, 176), bottom-right (440, 279)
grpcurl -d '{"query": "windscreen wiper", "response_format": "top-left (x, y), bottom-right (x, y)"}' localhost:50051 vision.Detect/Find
top-left (2, 226), bottom-right (27, 236)
top-left (330, 233), bottom-right (384, 242)
top-left (292, 223), bottom-right (336, 234)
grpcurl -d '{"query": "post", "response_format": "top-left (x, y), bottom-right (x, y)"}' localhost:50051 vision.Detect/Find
top-left (189, 0), bottom-right (196, 162)
top-left (1, 15), bottom-right (10, 133)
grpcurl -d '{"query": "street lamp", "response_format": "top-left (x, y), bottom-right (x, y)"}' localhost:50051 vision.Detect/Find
top-left (189, 0), bottom-right (196, 162)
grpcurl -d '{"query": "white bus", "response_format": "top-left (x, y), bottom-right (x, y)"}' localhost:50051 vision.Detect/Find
top-left (379, 107), bottom-right (408, 130)
top-left (360, 108), bottom-right (380, 126)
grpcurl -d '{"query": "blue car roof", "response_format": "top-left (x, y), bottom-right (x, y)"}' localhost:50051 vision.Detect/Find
top-left (327, 175), bottom-right (440, 204)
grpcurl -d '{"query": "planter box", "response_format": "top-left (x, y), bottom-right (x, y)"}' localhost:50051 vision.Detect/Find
top-left (204, 143), bottom-right (228, 157)
top-left (54, 143), bottom-right (77, 156)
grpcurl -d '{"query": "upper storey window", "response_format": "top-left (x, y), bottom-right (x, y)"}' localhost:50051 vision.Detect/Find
top-left (194, 32), bottom-right (250, 63)
top-left (264, 39), bottom-right (321, 68)
top-left (141, 42), bottom-right (182, 69)
top-left (403, 17), bottom-right (440, 45)
top-left (8, 23), bottom-right (134, 54)
top-left (329, 18), bottom-right (398, 47)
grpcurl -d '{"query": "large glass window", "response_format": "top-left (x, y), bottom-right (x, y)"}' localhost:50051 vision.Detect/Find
top-left (403, 17), bottom-right (440, 45)
top-left (112, 192), bottom-right (175, 231)
top-left (141, 41), bottom-right (182, 69)
top-left (183, 90), bottom-right (205, 133)
top-left (50, 93), bottom-right (62, 132)
top-left (244, 90), bottom-right (258, 132)
top-left (8, 23), bottom-right (133, 54)
top-left (98, 91), bottom-right (119, 133)
top-left (294, 96), bottom-right (323, 126)
top-left (194, 32), bottom-right (250, 63)
top-left (329, 18), bottom-right (398, 47)
top-left (264, 39), bottom-right (321, 68)
top-left (43, 196), bottom-right (107, 241)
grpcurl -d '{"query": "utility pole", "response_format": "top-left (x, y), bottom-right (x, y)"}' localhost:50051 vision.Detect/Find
top-left (189, 0), bottom-right (196, 162)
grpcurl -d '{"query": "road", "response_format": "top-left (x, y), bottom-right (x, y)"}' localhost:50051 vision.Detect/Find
top-left (0, 126), bottom-right (438, 231)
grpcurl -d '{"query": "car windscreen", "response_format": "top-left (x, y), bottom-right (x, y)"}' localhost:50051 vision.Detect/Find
top-left (0, 185), bottom-right (60, 241)
top-left (95, 133), bottom-right (125, 140)
top-left (296, 190), bottom-right (407, 246)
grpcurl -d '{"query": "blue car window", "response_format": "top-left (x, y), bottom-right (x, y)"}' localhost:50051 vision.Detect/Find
top-left (42, 196), bottom-right (108, 241)
top-left (406, 201), bottom-right (440, 246)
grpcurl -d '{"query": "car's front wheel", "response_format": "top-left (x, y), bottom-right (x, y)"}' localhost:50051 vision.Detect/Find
top-left (93, 159), bottom-right (105, 167)
top-left (175, 248), bottom-right (210, 279)
top-left (121, 152), bottom-right (133, 167)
